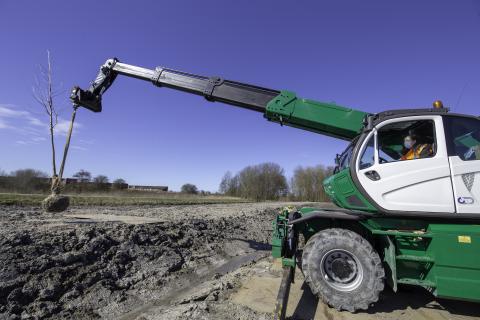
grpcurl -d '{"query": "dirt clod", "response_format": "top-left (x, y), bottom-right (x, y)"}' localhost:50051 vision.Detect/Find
top-left (42, 194), bottom-right (70, 212)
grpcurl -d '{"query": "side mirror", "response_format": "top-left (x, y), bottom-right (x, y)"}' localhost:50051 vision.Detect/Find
top-left (333, 154), bottom-right (341, 174)
top-left (334, 154), bottom-right (340, 165)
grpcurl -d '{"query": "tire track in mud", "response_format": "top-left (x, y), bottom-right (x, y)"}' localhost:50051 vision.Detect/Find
top-left (119, 251), bottom-right (269, 320)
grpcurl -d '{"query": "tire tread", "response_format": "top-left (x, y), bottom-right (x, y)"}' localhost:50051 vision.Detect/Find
top-left (302, 228), bottom-right (384, 311)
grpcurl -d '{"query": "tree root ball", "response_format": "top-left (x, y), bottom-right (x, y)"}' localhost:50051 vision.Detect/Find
top-left (42, 194), bottom-right (70, 213)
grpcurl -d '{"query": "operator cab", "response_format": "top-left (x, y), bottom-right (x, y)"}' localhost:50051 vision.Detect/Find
top-left (325, 108), bottom-right (480, 217)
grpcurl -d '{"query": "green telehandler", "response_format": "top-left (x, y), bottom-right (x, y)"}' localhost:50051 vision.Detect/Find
top-left (72, 58), bottom-right (480, 317)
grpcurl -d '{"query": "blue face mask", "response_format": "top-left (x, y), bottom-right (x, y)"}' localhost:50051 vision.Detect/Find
top-left (404, 141), bottom-right (414, 149)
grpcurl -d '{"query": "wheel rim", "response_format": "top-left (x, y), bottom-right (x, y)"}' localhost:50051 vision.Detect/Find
top-left (320, 249), bottom-right (363, 292)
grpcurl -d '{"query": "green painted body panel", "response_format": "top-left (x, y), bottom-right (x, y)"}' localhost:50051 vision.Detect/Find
top-left (360, 219), bottom-right (480, 302)
top-left (428, 224), bottom-right (480, 301)
top-left (272, 209), bottom-right (480, 303)
top-left (271, 211), bottom-right (288, 259)
top-left (265, 91), bottom-right (367, 141)
top-left (323, 169), bottom-right (377, 212)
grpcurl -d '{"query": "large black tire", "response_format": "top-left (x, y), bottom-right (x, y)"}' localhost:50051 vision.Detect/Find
top-left (302, 228), bottom-right (384, 312)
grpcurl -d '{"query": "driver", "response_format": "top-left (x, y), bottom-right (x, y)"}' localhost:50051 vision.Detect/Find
top-left (400, 134), bottom-right (434, 160)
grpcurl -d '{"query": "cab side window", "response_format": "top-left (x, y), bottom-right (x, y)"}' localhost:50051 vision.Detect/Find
top-left (338, 144), bottom-right (353, 170)
top-left (377, 120), bottom-right (436, 163)
top-left (359, 135), bottom-right (375, 169)
top-left (445, 117), bottom-right (480, 161)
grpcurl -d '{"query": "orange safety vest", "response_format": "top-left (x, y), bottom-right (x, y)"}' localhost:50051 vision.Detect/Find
top-left (401, 144), bottom-right (431, 161)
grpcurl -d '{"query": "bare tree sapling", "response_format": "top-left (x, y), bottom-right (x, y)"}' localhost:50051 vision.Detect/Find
top-left (33, 51), bottom-right (79, 212)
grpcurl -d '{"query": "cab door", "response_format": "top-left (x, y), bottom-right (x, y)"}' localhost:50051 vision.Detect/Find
top-left (355, 116), bottom-right (455, 213)
top-left (444, 116), bottom-right (480, 214)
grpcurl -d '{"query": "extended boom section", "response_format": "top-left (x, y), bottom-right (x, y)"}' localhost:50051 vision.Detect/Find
top-left (265, 91), bottom-right (367, 140)
top-left (71, 58), bottom-right (367, 140)
top-left (71, 58), bottom-right (279, 113)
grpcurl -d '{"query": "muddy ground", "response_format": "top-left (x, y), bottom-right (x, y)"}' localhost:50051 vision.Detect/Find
top-left (0, 203), bottom-right (479, 320)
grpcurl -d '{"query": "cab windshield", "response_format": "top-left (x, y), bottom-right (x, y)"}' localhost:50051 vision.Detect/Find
top-left (445, 116), bottom-right (480, 161)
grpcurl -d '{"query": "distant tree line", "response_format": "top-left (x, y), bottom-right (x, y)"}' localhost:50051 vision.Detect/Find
top-left (219, 163), bottom-right (334, 202)
top-left (219, 162), bottom-right (288, 201)
top-left (0, 168), bottom-right (127, 194)
top-left (0, 169), bottom-right (50, 193)
top-left (290, 165), bottom-right (334, 202)
top-left (179, 183), bottom-right (213, 196)
top-left (1, 164), bottom-right (335, 201)
top-left (181, 183), bottom-right (198, 194)
top-left (69, 170), bottom-right (127, 192)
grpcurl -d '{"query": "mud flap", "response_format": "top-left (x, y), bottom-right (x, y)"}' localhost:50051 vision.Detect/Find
top-left (273, 266), bottom-right (294, 320)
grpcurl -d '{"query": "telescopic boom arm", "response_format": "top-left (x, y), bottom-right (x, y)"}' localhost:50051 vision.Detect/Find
top-left (71, 58), bottom-right (367, 140)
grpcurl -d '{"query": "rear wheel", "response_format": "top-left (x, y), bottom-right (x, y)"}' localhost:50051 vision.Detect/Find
top-left (302, 228), bottom-right (384, 311)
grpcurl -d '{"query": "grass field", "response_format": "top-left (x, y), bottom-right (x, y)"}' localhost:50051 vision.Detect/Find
top-left (0, 192), bottom-right (249, 206)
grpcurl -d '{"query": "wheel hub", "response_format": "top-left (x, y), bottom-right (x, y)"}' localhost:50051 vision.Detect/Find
top-left (321, 249), bottom-right (363, 292)
top-left (330, 257), bottom-right (357, 283)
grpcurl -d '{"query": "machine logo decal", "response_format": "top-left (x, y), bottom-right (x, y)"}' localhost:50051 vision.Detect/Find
top-left (458, 197), bottom-right (474, 205)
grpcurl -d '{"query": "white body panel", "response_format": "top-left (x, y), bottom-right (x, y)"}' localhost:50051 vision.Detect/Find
top-left (356, 116), bottom-right (455, 213)
top-left (449, 156), bottom-right (480, 214)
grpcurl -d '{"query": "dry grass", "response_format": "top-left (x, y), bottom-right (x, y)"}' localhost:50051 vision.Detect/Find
top-left (0, 192), bottom-right (249, 207)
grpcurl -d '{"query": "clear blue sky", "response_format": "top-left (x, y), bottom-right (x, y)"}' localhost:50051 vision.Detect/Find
top-left (1, 1), bottom-right (479, 191)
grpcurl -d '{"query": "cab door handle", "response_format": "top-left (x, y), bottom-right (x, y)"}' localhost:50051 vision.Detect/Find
top-left (365, 170), bottom-right (381, 181)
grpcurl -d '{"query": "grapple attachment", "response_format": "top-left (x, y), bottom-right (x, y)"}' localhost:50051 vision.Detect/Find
top-left (70, 58), bottom-right (119, 112)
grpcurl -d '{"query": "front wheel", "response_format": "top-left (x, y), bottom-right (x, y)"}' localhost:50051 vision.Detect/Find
top-left (301, 228), bottom-right (385, 312)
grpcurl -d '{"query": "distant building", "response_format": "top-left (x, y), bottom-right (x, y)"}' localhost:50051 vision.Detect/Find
top-left (64, 178), bottom-right (78, 184)
top-left (128, 185), bottom-right (168, 192)
top-left (61, 178), bottom-right (168, 192)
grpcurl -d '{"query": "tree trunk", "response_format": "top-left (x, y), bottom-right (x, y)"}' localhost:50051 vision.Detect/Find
top-left (50, 118), bottom-right (59, 193)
